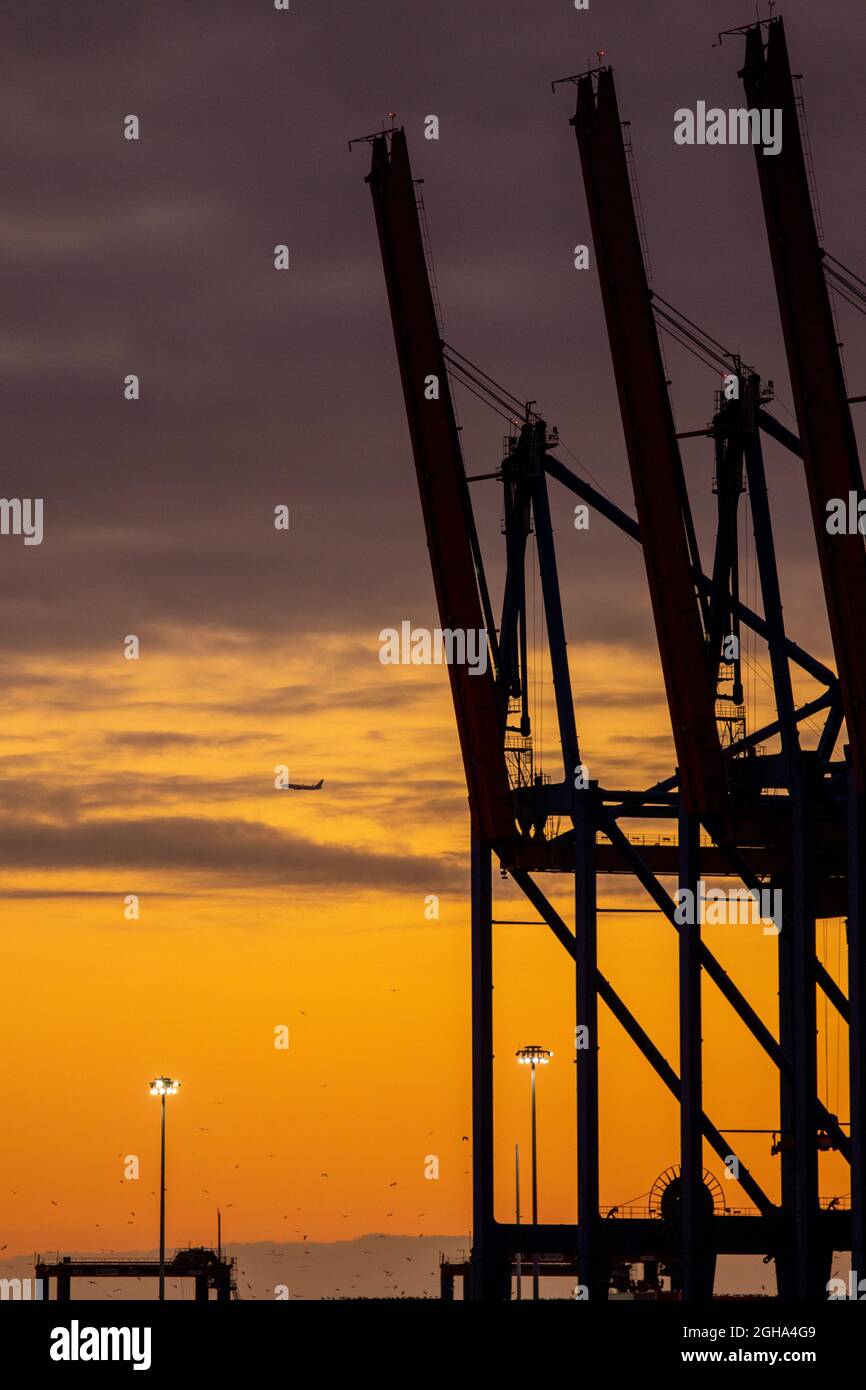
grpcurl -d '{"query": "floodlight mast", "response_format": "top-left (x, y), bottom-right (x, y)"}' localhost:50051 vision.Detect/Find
top-left (516, 1047), bottom-right (553, 1301)
top-left (149, 1076), bottom-right (181, 1301)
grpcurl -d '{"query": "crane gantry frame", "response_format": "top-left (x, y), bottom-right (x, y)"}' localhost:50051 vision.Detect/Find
top-left (362, 15), bottom-right (865, 1299)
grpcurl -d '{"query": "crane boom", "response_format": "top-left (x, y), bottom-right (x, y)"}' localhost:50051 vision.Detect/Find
top-left (742, 19), bottom-right (866, 790)
top-left (572, 70), bottom-right (727, 814)
top-left (366, 131), bottom-right (516, 844)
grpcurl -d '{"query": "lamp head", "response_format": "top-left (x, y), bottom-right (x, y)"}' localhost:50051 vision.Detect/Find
top-left (149, 1076), bottom-right (181, 1096)
top-left (516, 1045), bottom-right (553, 1068)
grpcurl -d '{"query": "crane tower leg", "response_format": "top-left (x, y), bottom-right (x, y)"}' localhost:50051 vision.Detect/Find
top-left (468, 830), bottom-right (509, 1299)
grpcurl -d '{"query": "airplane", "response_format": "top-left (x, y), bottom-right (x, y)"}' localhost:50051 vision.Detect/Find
top-left (287, 779), bottom-right (324, 791)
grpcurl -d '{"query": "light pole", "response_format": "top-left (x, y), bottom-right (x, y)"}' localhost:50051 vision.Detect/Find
top-left (515, 1143), bottom-right (522, 1301)
top-left (149, 1076), bottom-right (180, 1301)
top-left (516, 1045), bottom-right (552, 1301)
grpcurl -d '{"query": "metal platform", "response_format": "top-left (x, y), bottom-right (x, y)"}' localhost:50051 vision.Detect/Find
top-left (35, 1247), bottom-right (236, 1301)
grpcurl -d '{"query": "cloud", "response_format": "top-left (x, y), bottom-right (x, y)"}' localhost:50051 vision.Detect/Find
top-left (0, 813), bottom-right (465, 892)
top-left (6, 0), bottom-right (854, 666)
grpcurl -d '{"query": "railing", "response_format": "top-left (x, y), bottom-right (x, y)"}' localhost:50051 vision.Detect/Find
top-left (35, 1246), bottom-right (231, 1268)
top-left (621, 122), bottom-right (653, 283)
top-left (599, 1197), bottom-right (850, 1219)
top-left (793, 76), bottom-right (824, 245)
top-left (414, 181), bottom-right (443, 333)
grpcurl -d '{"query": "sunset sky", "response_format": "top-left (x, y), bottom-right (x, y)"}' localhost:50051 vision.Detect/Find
top-left (1, 0), bottom-right (863, 1286)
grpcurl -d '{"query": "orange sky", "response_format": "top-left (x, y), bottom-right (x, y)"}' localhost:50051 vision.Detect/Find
top-left (0, 631), bottom-right (850, 1260)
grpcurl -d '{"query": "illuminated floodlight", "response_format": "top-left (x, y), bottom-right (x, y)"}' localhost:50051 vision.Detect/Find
top-left (149, 1076), bottom-right (181, 1096)
top-left (515, 1045), bottom-right (553, 1067)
